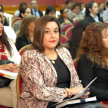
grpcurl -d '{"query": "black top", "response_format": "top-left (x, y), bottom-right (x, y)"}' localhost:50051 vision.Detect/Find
top-left (84, 15), bottom-right (103, 23)
top-left (58, 17), bottom-right (73, 25)
top-left (77, 54), bottom-right (108, 101)
top-left (47, 56), bottom-right (70, 108)
top-left (4, 18), bottom-right (9, 26)
top-left (16, 35), bottom-right (32, 51)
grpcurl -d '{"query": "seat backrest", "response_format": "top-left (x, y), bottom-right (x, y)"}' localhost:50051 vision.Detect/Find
top-left (11, 16), bottom-right (22, 29)
top-left (61, 34), bottom-right (69, 44)
top-left (60, 23), bottom-right (74, 35)
top-left (19, 44), bottom-right (31, 56)
top-left (16, 72), bottom-right (23, 99)
top-left (65, 26), bottom-right (73, 39)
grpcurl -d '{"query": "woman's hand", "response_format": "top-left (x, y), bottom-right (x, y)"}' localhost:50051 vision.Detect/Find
top-left (69, 86), bottom-right (84, 95)
top-left (81, 88), bottom-right (90, 99)
top-left (0, 63), bottom-right (19, 72)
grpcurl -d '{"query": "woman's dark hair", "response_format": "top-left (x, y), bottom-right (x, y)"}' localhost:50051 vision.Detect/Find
top-left (19, 2), bottom-right (27, 10)
top-left (65, 0), bottom-right (72, 5)
top-left (45, 6), bottom-right (56, 15)
top-left (0, 9), bottom-right (4, 13)
top-left (19, 7), bottom-right (29, 18)
top-left (0, 15), bottom-right (12, 56)
top-left (85, 1), bottom-right (95, 18)
top-left (31, 15), bottom-right (62, 52)
top-left (69, 20), bottom-right (90, 60)
top-left (0, 4), bottom-right (3, 10)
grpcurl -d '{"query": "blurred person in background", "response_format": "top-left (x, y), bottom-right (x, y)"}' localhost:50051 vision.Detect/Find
top-left (69, 2), bottom-right (84, 22)
top-left (85, 1), bottom-right (103, 23)
top-left (14, 2), bottom-right (27, 16)
top-left (45, 6), bottom-right (56, 17)
top-left (65, 0), bottom-right (73, 12)
top-left (97, 2), bottom-right (105, 19)
top-left (31, 0), bottom-right (43, 17)
top-left (58, 7), bottom-right (73, 25)
top-left (0, 9), bottom-right (9, 26)
top-left (16, 15), bottom-right (38, 51)
top-left (14, 7), bottom-right (31, 33)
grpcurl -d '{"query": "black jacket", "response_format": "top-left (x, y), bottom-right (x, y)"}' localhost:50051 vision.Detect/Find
top-left (58, 17), bottom-right (73, 25)
top-left (77, 54), bottom-right (108, 101)
top-left (16, 36), bottom-right (32, 51)
top-left (31, 9), bottom-right (43, 17)
top-left (85, 15), bottom-right (103, 23)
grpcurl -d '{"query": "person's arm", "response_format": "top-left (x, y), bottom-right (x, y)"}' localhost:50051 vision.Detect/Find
top-left (20, 51), bottom-right (66, 102)
top-left (9, 40), bottom-right (21, 65)
top-left (77, 55), bottom-right (108, 100)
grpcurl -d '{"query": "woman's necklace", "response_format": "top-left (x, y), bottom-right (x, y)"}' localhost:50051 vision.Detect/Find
top-left (50, 59), bottom-right (56, 64)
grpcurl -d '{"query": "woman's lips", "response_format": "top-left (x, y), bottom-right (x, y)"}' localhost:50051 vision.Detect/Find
top-left (0, 30), bottom-right (2, 33)
top-left (50, 40), bottom-right (55, 43)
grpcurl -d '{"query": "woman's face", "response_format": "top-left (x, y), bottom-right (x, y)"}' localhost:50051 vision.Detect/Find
top-left (89, 3), bottom-right (99, 15)
top-left (72, 6), bottom-right (80, 15)
top-left (43, 21), bottom-right (59, 51)
top-left (28, 21), bottom-right (35, 33)
top-left (48, 11), bottom-right (56, 17)
top-left (62, 8), bottom-right (69, 18)
top-left (99, 3), bottom-right (104, 11)
top-left (22, 8), bottom-right (31, 18)
top-left (0, 17), bottom-right (3, 36)
top-left (102, 28), bottom-right (108, 48)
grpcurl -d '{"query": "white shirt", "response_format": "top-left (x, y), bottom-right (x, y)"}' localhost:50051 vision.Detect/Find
top-left (103, 9), bottom-right (108, 22)
top-left (32, 8), bottom-right (40, 17)
top-left (90, 14), bottom-right (99, 22)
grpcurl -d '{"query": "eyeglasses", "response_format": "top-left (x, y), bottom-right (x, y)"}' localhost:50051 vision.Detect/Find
top-left (63, 11), bottom-right (69, 14)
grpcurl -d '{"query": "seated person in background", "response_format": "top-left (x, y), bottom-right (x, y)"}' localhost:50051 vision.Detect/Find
top-left (65, 20), bottom-right (90, 60)
top-left (0, 9), bottom-right (9, 26)
top-left (103, 1), bottom-right (108, 22)
top-left (69, 2), bottom-right (84, 22)
top-left (31, 0), bottom-right (43, 17)
top-left (16, 15), bottom-right (38, 51)
top-left (14, 7), bottom-right (31, 33)
top-left (14, 1), bottom-right (27, 16)
top-left (0, 15), bottom-right (21, 107)
top-left (65, 0), bottom-right (73, 12)
top-left (80, 2), bottom-right (86, 17)
top-left (58, 7), bottom-right (73, 25)
top-left (17, 16), bottom-right (89, 108)
top-left (97, 2), bottom-right (105, 19)
top-left (85, 1), bottom-right (103, 23)
top-left (77, 22), bottom-right (108, 101)
top-left (45, 6), bottom-right (56, 17)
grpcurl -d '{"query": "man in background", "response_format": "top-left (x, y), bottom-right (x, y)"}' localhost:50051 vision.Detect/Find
top-left (65, 0), bottom-right (73, 12)
top-left (31, 0), bottom-right (43, 17)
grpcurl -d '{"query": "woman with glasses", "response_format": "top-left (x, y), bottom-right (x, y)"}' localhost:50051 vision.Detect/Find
top-left (58, 7), bottom-right (73, 25)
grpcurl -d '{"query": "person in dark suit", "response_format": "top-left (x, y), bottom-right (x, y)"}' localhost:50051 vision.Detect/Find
top-left (16, 15), bottom-right (38, 51)
top-left (85, 1), bottom-right (103, 23)
top-left (31, 0), bottom-right (43, 17)
top-left (77, 22), bottom-right (108, 101)
top-left (58, 7), bottom-right (73, 25)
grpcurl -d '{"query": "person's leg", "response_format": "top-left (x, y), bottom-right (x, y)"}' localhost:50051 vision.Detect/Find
top-left (9, 79), bottom-right (17, 108)
top-left (0, 87), bottom-right (13, 107)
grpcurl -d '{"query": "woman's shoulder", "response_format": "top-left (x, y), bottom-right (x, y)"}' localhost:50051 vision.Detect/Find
top-left (22, 50), bottom-right (41, 59)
